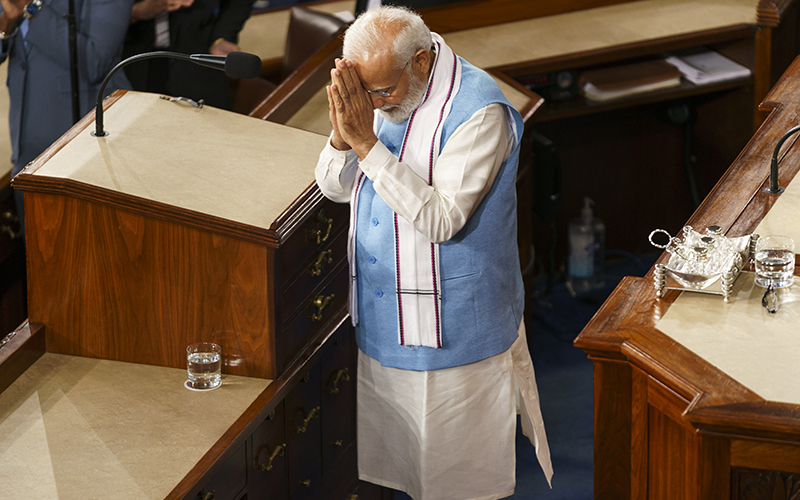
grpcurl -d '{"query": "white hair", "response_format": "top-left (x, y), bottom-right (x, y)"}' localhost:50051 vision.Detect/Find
top-left (343, 5), bottom-right (432, 69)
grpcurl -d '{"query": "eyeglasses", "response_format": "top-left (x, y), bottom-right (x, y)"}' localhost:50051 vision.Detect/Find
top-left (365, 59), bottom-right (411, 98)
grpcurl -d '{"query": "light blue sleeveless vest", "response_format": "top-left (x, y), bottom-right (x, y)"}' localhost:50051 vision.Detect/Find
top-left (354, 58), bottom-right (525, 371)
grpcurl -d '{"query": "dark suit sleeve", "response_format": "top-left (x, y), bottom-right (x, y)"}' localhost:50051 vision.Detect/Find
top-left (25, 0), bottom-right (135, 83)
top-left (211, 0), bottom-right (256, 44)
top-left (0, 7), bottom-right (16, 64)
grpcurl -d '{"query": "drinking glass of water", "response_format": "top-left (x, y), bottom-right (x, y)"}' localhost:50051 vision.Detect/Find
top-left (186, 342), bottom-right (222, 390)
top-left (754, 235), bottom-right (795, 288)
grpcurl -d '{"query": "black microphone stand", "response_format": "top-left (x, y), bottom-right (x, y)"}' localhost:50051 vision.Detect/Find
top-left (767, 124), bottom-right (800, 194)
top-left (92, 50), bottom-right (259, 137)
top-left (93, 51), bottom-right (201, 137)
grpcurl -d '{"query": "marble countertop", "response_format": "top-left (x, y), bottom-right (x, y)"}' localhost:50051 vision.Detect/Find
top-left (444, 0), bottom-right (757, 70)
top-left (0, 353), bottom-right (270, 500)
top-left (25, 91), bottom-right (328, 231)
top-left (657, 272), bottom-right (800, 405)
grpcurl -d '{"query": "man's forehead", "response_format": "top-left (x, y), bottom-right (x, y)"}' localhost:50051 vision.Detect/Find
top-left (353, 52), bottom-right (399, 84)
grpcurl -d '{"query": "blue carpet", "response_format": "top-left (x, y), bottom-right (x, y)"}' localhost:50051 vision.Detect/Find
top-left (508, 252), bottom-right (658, 499)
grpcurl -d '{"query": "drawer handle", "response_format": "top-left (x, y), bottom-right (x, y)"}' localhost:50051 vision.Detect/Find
top-left (199, 489), bottom-right (215, 500)
top-left (309, 294), bottom-right (335, 322)
top-left (325, 368), bottom-right (350, 394)
top-left (1, 210), bottom-right (22, 240)
top-left (332, 440), bottom-right (343, 447)
top-left (255, 443), bottom-right (286, 471)
top-left (295, 406), bottom-right (320, 434)
top-left (309, 249), bottom-right (333, 276)
top-left (307, 209), bottom-right (333, 245)
top-left (300, 479), bottom-right (312, 488)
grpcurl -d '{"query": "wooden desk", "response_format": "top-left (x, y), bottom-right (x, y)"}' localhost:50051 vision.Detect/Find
top-left (2, 91), bottom-right (367, 500)
top-left (574, 55), bottom-right (800, 500)
top-left (0, 349), bottom-right (270, 499)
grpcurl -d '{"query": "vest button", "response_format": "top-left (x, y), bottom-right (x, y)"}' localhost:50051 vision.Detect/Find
top-left (374, 289), bottom-right (383, 298)
top-left (368, 255), bottom-right (377, 264)
top-left (371, 217), bottom-right (379, 226)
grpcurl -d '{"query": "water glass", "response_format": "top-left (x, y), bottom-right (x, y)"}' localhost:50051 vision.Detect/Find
top-left (186, 342), bottom-right (222, 390)
top-left (754, 235), bottom-right (795, 288)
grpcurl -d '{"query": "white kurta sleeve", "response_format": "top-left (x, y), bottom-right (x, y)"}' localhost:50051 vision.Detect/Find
top-left (357, 103), bottom-right (513, 244)
top-left (315, 136), bottom-right (361, 204)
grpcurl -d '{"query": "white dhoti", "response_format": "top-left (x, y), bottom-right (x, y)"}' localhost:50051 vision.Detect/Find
top-left (357, 321), bottom-right (553, 500)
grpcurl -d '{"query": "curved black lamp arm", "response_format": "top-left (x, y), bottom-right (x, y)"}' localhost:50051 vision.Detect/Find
top-left (768, 124), bottom-right (800, 194)
top-left (93, 51), bottom-right (203, 137)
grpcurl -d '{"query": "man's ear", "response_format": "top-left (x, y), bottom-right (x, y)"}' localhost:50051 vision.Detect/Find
top-left (413, 48), bottom-right (433, 76)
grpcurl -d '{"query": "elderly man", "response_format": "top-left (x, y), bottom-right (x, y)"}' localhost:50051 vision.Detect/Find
top-left (315, 6), bottom-right (552, 500)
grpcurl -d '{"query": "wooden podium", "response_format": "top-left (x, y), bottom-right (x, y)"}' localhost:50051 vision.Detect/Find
top-left (575, 56), bottom-right (800, 500)
top-left (12, 90), bottom-right (349, 380)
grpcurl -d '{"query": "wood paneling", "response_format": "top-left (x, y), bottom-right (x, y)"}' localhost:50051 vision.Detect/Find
top-left (731, 467), bottom-right (800, 499)
top-left (732, 440), bottom-right (800, 475)
top-left (26, 192), bottom-right (276, 378)
top-left (594, 359), bottom-right (633, 500)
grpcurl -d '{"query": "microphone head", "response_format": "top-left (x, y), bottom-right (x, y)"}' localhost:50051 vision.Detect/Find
top-left (225, 52), bottom-right (262, 79)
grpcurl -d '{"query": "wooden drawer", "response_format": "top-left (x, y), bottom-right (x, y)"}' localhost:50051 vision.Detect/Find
top-left (0, 185), bottom-right (22, 264)
top-left (280, 227), bottom-right (347, 326)
top-left (279, 201), bottom-right (349, 288)
top-left (190, 440), bottom-right (247, 500)
top-left (286, 362), bottom-right (322, 500)
top-left (320, 321), bottom-right (356, 475)
top-left (0, 184), bottom-right (26, 336)
top-left (251, 401), bottom-right (288, 500)
top-left (277, 262), bottom-right (348, 374)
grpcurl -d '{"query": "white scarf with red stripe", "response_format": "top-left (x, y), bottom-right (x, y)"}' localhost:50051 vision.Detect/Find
top-left (349, 33), bottom-right (460, 348)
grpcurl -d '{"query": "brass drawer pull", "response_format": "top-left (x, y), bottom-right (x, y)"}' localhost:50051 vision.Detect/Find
top-left (309, 294), bottom-right (335, 322)
top-left (332, 440), bottom-right (343, 447)
top-left (199, 489), bottom-right (215, 500)
top-left (307, 209), bottom-right (333, 245)
top-left (295, 406), bottom-right (320, 434)
top-left (1, 210), bottom-right (22, 240)
top-left (255, 443), bottom-right (286, 471)
top-left (309, 249), bottom-right (333, 276)
top-left (300, 479), bottom-right (312, 488)
top-left (325, 367), bottom-right (350, 394)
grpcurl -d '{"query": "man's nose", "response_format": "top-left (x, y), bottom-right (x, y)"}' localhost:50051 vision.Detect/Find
top-left (369, 93), bottom-right (384, 109)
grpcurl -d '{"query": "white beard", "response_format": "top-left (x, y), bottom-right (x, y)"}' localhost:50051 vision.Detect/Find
top-left (379, 71), bottom-right (427, 124)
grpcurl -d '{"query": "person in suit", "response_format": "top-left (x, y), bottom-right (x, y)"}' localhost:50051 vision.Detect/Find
top-left (315, 6), bottom-right (553, 499)
top-left (123, 0), bottom-right (256, 110)
top-left (0, 0), bottom-right (134, 235)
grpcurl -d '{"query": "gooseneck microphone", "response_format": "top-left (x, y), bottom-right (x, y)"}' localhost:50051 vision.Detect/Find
top-left (92, 50), bottom-right (262, 137)
top-left (767, 124), bottom-right (800, 194)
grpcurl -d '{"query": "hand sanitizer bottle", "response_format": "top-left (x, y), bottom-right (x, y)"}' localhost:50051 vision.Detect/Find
top-left (568, 197), bottom-right (605, 293)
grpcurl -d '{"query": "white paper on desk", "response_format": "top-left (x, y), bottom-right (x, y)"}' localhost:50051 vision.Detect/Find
top-left (664, 51), bottom-right (751, 86)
